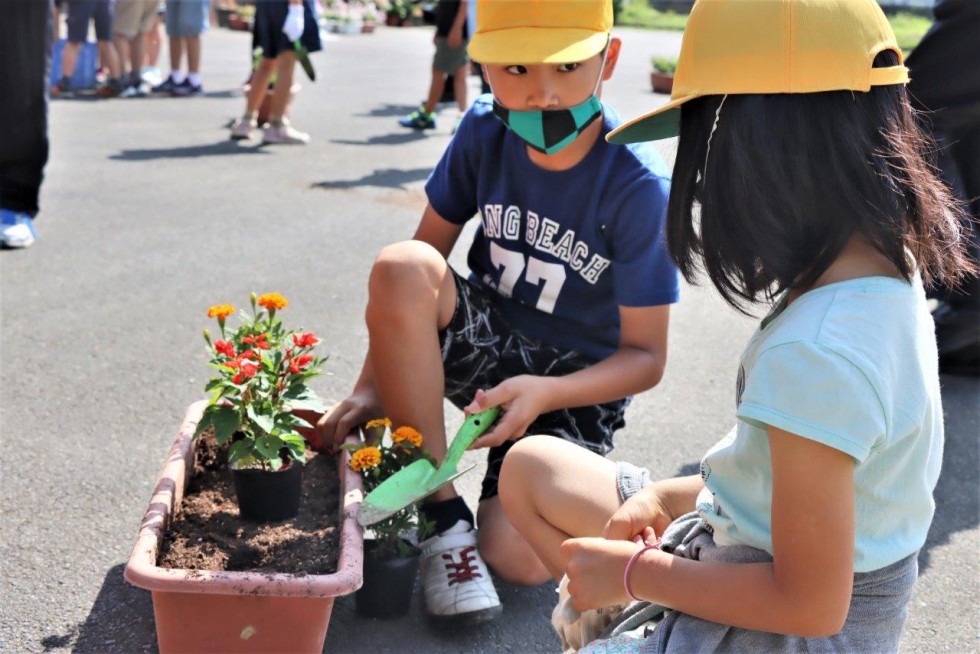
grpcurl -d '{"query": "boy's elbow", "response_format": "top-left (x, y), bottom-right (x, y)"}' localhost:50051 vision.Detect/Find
top-left (783, 597), bottom-right (850, 638)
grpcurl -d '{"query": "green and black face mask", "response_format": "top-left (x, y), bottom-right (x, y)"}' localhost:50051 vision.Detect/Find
top-left (489, 52), bottom-right (607, 155)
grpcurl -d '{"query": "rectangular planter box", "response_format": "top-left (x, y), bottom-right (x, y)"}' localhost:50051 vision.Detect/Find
top-left (125, 401), bottom-right (364, 653)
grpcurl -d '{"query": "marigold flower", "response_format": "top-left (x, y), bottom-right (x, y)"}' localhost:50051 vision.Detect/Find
top-left (292, 332), bottom-right (320, 348)
top-left (207, 304), bottom-right (235, 319)
top-left (365, 418), bottom-right (392, 430)
top-left (214, 340), bottom-right (235, 357)
top-left (257, 293), bottom-right (288, 311)
top-left (392, 426), bottom-right (423, 448)
top-left (350, 446), bottom-right (382, 473)
top-left (232, 372), bottom-right (246, 385)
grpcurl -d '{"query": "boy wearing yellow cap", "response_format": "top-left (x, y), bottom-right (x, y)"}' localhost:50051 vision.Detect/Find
top-left (315, 0), bottom-right (678, 625)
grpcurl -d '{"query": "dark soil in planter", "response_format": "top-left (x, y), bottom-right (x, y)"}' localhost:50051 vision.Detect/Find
top-left (158, 430), bottom-right (341, 575)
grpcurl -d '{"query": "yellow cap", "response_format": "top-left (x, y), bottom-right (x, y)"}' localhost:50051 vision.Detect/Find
top-left (468, 0), bottom-right (613, 65)
top-left (608, 0), bottom-right (910, 144)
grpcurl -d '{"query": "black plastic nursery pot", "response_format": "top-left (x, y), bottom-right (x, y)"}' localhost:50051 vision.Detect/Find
top-left (355, 539), bottom-right (421, 619)
top-left (231, 461), bottom-right (304, 522)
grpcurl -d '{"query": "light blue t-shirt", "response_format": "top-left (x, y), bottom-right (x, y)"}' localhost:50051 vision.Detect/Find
top-left (425, 95), bottom-right (680, 361)
top-left (696, 276), bottom-right (943, 572)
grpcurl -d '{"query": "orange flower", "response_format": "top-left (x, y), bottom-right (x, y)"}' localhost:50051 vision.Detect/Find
top-left (292, 332), bottom-right (319, 348)
top-left (392, 426), bottom-right (423, 448)
top-left (257, 293), bottom-right (288, 311)
top-left (207, 304), bottom-right (235, 319)
top-left (365, 418), bottom-right (392, 430)
top-left (350, 446), bottom-right (382, 473)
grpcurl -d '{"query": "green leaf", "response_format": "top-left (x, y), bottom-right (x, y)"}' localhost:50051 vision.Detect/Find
top-left (254, 435), bottom-right (282, 459)
top-left (193, 410), bottom-right (213, 437)
top-left (246, 405), bottom-right (274, 434)
top-left (212, 406), bottom-right (241, 444)
top-left (286, 397), bottom-right (324, 414)
top-left (228, 440), bottom-right (254, 467)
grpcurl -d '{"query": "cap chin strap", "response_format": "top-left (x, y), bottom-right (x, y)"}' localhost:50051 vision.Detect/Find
top-left (702, 94), bottom-right (728, 187)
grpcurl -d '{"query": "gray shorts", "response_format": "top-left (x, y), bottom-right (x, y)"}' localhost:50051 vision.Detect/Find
top-left (165, 0), bottom-right (208, 37)
top-left (611, 464), bottom-right (919, 653)
top-left (433, 36), bottom-right (467, 74)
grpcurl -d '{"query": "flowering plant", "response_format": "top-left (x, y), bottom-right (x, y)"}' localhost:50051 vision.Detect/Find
top-left (344, 419), bottom-right (434, 559)
top-left (195, 293), bottom-right (326, 472)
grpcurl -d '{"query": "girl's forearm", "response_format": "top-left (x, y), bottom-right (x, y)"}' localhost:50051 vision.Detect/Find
top-left (631, 554), bottom-right (849, 638)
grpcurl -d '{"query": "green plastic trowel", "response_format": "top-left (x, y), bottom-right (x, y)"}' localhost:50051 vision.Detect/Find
top-left (357, 406), bottom-right (501, 527)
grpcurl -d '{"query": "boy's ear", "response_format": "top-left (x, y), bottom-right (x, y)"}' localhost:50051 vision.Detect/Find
top-left (601, 36), bottom-right (623, 81)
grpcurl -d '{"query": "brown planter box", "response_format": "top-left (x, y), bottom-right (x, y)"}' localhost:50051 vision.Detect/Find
top-left (651, 71), bottom-right (674, 94)
top-left (125, 401), bottom-right (364, 653)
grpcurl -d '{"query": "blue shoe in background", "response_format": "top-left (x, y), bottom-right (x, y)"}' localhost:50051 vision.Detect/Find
top-left (0, 210), bottom-right (37, 248)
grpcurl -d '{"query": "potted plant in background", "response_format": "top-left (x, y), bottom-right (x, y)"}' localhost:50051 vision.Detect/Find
top-left (361, 2), bottom-right (379, 33)
top-left (650, 56), bottom-right (676, 94)
top-left (124, 293), bottom-right (364, 652)
top-left (344, 419), bottom-right (434, 619)
top-left (194, 293), bottom-right (325, 521)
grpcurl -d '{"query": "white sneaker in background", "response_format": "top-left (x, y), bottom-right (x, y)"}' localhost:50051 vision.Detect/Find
top-left (262, 120), bottom-right (311, 145)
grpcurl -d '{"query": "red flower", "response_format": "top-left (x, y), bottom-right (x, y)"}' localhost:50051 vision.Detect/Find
top-left (238, 349), bottom-right (258, 360)
top-left (242, 333), bottom-right (270, 349)
top-left (292, 332), bottom-right (319, 348)
top-left (214, 340), bottom-right (235, 357)
top-left (289, 353), bottom-right (314, 374)
top-left (232, 372), bottom-right (245, 385)
top-left (240, 361), bottom-right (260, 378)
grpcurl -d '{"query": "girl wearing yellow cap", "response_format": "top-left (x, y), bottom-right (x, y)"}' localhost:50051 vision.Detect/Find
top-left (500, 0), bottom-right (975, 651)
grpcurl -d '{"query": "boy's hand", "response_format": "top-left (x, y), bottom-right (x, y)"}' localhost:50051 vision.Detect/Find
top-left (560, 536), bottom-right (640, 611)
top-left (464, 376), bottom-right (552, 448)
top-left (313, 388), bottom-right (381, 452)
top-left (447, 25), bottom-right (464, 49)
top-left (602, 486), bottom-right (674, 543)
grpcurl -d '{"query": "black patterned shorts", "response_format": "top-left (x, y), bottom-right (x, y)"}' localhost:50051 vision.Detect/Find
top-left (440, 269), bottom-right (630, 500)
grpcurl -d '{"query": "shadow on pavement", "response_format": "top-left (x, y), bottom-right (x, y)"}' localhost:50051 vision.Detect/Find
top-left (39, 564), bottom-right (157, 653)
top-left (110, 140), bottom-right (271, 160)
top-left (331, 132), bottom-right (430, 146)
top-left (919, 373), bottom-right (979, 572)
top-left (311, 167), bottom-right (431, 190)
top-left (357, 103), bottom-right (423, 118)
top-left (323, 576), bottom-right (559, 653)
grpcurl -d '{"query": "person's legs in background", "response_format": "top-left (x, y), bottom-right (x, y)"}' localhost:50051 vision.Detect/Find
top-left (262, 51), bottom-right (310, 144)
top-left (0, 0), bottom-right (53, 248)
top-left (168, 0), bottom-right (208, 96)
top-left (141, 8), bottom-right (164, 85)
top-left (54, 0), bottom-right (91, 94)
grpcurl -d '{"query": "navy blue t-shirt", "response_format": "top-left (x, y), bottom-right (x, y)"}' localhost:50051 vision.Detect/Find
top-left (426, 95), bottom-right (680, 361)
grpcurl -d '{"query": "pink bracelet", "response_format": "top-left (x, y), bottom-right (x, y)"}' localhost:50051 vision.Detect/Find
top-left (623, 539), bottom-right (660, 602)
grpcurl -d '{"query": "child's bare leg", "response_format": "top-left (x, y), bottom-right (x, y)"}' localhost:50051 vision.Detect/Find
top-left (61, 41), bottom-right (81, 78)
top-left (498, 436), bottom-right (622, 580)
top-left (423, 68), bottom-right (445, 115)
top-left (365, 240), bottom-right (458, 499)
top-left (268, 51), bottom-right (296, 121)
top-left (477, 497), bottom-right (551, 585)
top-left (452, 63), bottom-right (468, 113)
top-left (245, 57), bottom-right (276, 115)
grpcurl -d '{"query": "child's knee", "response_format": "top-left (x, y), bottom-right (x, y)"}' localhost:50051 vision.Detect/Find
top-left (369, 241), bottom-right (443, 299)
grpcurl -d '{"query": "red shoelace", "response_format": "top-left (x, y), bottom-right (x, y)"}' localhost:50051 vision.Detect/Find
top-left (442, 546), bottom-right (482, 585)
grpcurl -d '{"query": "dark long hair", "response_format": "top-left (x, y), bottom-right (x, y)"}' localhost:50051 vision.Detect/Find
top-left (666, 51), bottom-right (974, 312)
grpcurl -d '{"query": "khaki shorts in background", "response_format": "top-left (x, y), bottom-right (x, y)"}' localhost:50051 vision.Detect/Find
top-left (114, 0), bottom-right (159, 37)
top-left (433, 37), bottom-right (468, 74)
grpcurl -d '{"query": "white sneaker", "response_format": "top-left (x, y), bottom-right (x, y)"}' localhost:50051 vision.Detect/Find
top-left (230, 116), bottom-right (257, 140)
top-left (419, 520), bottom-right (502, 625)
top-left (262, 120), bottom-right (311, 145)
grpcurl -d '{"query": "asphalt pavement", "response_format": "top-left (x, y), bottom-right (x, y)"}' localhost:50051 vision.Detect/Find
top-left (0, 23), bottom-right (976, 654)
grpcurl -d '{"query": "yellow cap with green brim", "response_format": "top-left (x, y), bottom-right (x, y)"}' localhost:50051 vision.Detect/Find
top-left (608, 0), bottom-right (910, 145)
top-left (467, 0), bottom-right (613, 65)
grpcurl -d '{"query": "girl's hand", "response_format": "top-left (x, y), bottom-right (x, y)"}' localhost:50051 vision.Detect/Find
top-left (313, 388), bottom-right (381, 452)
top-left (602, 484), bottom-right (675, 543)
top-left (463, 376), bottom-right (553, 448)
top-left (560, 536), bottom-right (641, 611)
